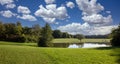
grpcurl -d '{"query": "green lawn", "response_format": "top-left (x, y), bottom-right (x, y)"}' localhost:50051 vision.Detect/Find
top-left (53, 38), bottom-right (110, 43)
top-left (0, 41), bottom-right (120, 64)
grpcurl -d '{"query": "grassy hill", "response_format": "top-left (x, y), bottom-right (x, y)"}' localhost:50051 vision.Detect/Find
top-left (0, 41), bottom-right (119, 64)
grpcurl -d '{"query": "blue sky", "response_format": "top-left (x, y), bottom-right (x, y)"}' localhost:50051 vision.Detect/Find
top-left (0, 0), bottom-right (120, 35)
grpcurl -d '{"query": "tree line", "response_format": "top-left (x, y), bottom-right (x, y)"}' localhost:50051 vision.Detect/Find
top-left (0, 21), bottom-right (41, 42)
top-left (0, 21), bottom-right (85, 43)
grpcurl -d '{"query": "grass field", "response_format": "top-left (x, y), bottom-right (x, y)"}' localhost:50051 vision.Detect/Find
top-left (53, 38), bottom-right (110, 43)
top-left (0, 41), bottom-right (120, 64)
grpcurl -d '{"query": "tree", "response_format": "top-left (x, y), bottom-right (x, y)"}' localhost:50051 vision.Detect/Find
top-left (15, 21), bottom-right (23, 35)
top-left (31, 24), bottom-right (41, 36)
top-left (52, 30), bottom-right (62, 38)
top-left (110, 25), bottom-right (120, 46)
top-left (74, 34), bottom-right (85, 41)
top-left (61, 32), bottom-right (69, 38)
top-left (38, 23), bottom-right (53, 47)
top-left (0, 22), bottom-right (5, 40)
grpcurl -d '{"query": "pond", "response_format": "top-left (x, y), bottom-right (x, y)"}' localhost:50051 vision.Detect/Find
top-left (53, 43), bottom-right (110, 48)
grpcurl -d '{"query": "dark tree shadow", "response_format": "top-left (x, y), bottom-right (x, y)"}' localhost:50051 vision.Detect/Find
top-left (95, 47), bottom-right (114, 50)
top-left (112, 47), bottom-right (120, 64)
top-left (95, 47), bottom-right (120, 64)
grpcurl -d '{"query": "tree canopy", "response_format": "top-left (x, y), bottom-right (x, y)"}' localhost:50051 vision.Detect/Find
top-left (110, 25), bottom-right (120, 47)
top-left (38, 23), bottom-right (53, 47)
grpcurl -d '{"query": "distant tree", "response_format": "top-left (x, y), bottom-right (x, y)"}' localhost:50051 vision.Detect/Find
top-left (61, 32), bottom-right (69, 38)
top-left (0, 22), bottom-right (5, 40)
top-left (52, 30), bottom-right (62, 38)
top-left (74, 34), bottom-right (85, 41)
top-left (110, 25), bottom-right (120, 46)
top-left (31, 24), bottom-right (41, 36)
top-left (23, 27), bottom-right (32, 35)
top-left (38, 23), bottom-right (53, 47)
top-left (15, 21), bottom-right (23, 35)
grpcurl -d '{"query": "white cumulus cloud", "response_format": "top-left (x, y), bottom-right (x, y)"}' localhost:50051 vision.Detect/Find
top-left (76, 0), bottom-right (112, 25)
top-left (66, 1), bottom-right (75, 9)
top-left (58, 22), bottom-right (117, 35)
top-left (18, 6), bottom-right (31, 14)
top-left (34, 4), bottom-right (68, 23)
top-left (5, 3), bottom-right (16, 9)
top-left (45, 0), bottom-right (55, 4)
top-left (76, 0), bottom-right (104, 15)
top-left (0, 10), bottom-right (16, 18)
top-left (17, 6), bottom-right (37, 21)
top-left (17, 14), bottom-right (37, 21)
top-left (82, 14), bottom-right (112, 26)
top-left (0, 0), bottom-right (13, 5)
top-left (0, 0), bottom-right (16, 9)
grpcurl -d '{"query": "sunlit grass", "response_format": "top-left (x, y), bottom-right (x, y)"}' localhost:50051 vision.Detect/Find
top-left (53, 38), bottom-right (110, 43)
top-left (0, 41), bottom-right (119, 64)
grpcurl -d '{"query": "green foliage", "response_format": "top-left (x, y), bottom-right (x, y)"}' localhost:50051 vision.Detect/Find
top-left (52, 30), bottom-right (62, 38)
top-left (23, 24), bottom-right (41, 43)
top-left (74, 34), bottom-right (85, 41)
top-left (110, 25), bottom-right (120, 46)
top-left (15, 22), bottom-right (23, 35)
top-left (0, 41), bottom-right (119, 64)
top-left (52, 30), bottom-right (74, 38)
top-left (38, 23), bottom-right (53, 47)
top-left (0, 21), bottom-right (41, 43)
top-left (61, 32), bottom-right (70, 38)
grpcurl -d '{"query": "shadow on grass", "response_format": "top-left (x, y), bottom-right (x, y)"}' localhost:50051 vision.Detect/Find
top-left (112, 47), bottom-right (120, 64)
top-left (95, 47), bottom-right (114, 50)
top-left (95, 47), bottom-right (120, 64)
top-left (0, 41), bottom-right (37, 47)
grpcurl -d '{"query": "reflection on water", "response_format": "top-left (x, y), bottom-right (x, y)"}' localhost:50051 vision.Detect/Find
top-left (53, 43), bottom-right (110, 48)
top-left (68, 43), bottom-right (110, 48)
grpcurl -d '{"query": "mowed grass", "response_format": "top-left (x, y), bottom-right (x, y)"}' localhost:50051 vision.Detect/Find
top-left (0, 41), bottom-right (120, 64)
top-left (53, 38), bottom-right (110, 43)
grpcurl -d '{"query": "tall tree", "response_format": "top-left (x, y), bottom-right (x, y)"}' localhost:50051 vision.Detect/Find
top-left (38, 23), bottom-right (53, 47)
top-left (15, 22), bottom-right (23, 35)
top-left (110, 25), bottom-right (120, 46)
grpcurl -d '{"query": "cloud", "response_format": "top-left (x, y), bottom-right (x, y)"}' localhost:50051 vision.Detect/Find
top-left (5, 3), bottom-right (16, 9)
top-left (34, 4), bottom-right (68, 23)
top-left (66, 1), bottom-right (75, 9)
top-left (17, 6), bottom-right (37, 21)
top-left (58, 22), bottom-right (117, 35)
top-left (76, 0), bottom-right (104, 15)
top-left (0, 0), bottom-right (13, 5)
top-left (17, 14), bottom-right (37, 21)
top-left (106, 11), bottom-right (111, 14)
top-left (18, 6), bottom-right (31, 14)
top-left (76, 0), bottom-right (112, 25)
top-left (0, 10), bottom-right (16, 18)
top-left (44, 0), bottom-right (55, 4)
top-left (0, 0), bottom-right (16, 9)
top-left (82, 14), bottom-right (112, 25)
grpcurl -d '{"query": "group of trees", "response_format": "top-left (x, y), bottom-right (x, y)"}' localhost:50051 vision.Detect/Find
top-left (52, 30), bottom-right (85, 39)
top-left (0, 22), bottom-right (41, 43)
top-left (0, 21), bottom-right (85, 47)
top-left (110, 25), bottom-right (120, 47)
top-left (1, 21), bottom-right (119, 47)
top-left (52, 30), bottom-right (73, 38)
